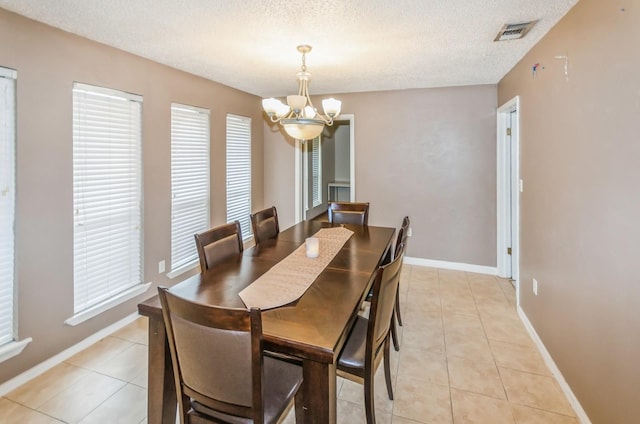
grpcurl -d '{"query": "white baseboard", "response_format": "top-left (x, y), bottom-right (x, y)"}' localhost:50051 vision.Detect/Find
top-left (0, 312), bottom-right (141, 397)
top-left (404, 256), bottom-right (497, 276)
top-left (517, 306), bottom-right (592, 424)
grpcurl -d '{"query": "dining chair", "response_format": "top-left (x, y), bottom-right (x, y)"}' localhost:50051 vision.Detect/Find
top-left (337, 244), bottom-right (405, 424)
top-left (394, 216), bottom-right (410, 328)
top-left (250, 206), bottom-right (280, 246)
top-left (401, 215), bottom-right (410, 231)
top-left (158, 286), bottom-right (304, 424)
top-left (367, 216), bottom-right (410, 352)
top-left (327, 201), bottom-right (370, 225)
top-left (194, 221), bottom-right (243, 272)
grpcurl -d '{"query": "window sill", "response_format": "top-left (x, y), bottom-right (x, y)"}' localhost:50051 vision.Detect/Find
top-left (167, 261), bottom-right (199, 279)
top-left (64, 282), bottom-right (152, 326)
top-left (0, 338), bottom-right (33, 364)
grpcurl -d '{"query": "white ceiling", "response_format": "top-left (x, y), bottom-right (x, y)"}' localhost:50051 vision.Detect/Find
top-left (0, 0), bottom-right (579, 97)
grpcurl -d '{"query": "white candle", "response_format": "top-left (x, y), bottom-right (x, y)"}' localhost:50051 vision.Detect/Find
top-left (306, 237), bottom-right (319, 258)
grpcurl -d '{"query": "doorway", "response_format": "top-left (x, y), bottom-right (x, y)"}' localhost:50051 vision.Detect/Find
top-left (295, 114), bottom-right (355, 222)
top-left (497, 97), bottom-right (520, 300)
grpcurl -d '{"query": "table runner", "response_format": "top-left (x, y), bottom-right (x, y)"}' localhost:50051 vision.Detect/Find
top-left (239, 226), bottom-right (354, 309)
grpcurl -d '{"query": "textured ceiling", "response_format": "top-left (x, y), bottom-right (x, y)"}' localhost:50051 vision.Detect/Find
top-left (0, 0), bottom-right (579, 97)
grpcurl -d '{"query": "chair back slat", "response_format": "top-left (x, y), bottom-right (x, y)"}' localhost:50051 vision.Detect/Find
top-left (394, 216), bottom-right (410, 259)
top-left (195, 221), bottom-right (243, 271)
top-left (251, 206), bottom-right (280, 245)
top-left (328, 201), bottom-right (370, 225)
top-left (368, 246), bottom-right (404, 348)
top-left (393, 226), bottom-right (405, 258)
top-left (171, 315), bottom-right (253, 407)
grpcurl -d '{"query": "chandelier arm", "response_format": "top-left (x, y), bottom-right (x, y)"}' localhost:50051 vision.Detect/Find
top-left (267, 108), bottom-right (294, 123)
top-left (301, 79), bottom-right (333, 125)
top-left (302, 79), bottom-right (314, 113)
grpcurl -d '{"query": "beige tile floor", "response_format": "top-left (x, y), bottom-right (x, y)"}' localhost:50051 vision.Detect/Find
top-left (0, 266), bottom-right (579, 423)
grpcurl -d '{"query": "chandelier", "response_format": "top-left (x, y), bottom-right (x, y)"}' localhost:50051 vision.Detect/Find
top-left (262, 45), bottom-right (342, 140)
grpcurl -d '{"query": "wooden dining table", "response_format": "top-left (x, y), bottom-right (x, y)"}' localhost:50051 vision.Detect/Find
top-left (138, 220), bottom-right (395, 424)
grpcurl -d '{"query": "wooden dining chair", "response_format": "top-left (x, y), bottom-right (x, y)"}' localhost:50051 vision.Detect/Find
top-left (158, 286), bottom-right (304, 424)
top-left (194, 221), bottom-right (243, 272)
top-left (401, 215), bottom-right (410, 232)
top-left (337, 245), bottom-right (405, 424)
top-left (327, 201), bottom-right (370, 225)
top-left (390, 216), bottom-right (410, 350)
top-left (367, 216), bottom-right (410, 352)
top-left (394, 216), bottom-right (410, 328)
top-left (250, 206), bottom-right (280, 246)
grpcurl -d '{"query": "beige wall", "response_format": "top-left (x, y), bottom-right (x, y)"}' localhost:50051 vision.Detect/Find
top-left (498, 1), bottom-right (640, 422)
top-left (265, 85), bottom-right (498, 266)
top-left (0, 9), bottom-right (264, 384)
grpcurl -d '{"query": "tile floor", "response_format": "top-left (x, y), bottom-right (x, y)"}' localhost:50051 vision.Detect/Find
top-left (0, 266), bottom-right (579, 423)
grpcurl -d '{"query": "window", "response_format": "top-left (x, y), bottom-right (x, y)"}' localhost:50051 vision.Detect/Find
top-left (70, 83), bottom-right (146, 324)
top-left (0, 67), bottom-right (16, 347)
top-left (311, 136), bottom-right (322, 207)
top-left (226, 114), bottom-right (251, 239)
top-left (170, 103), bottom-right (210, 273)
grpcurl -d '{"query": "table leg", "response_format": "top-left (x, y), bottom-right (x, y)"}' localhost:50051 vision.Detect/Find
top-left (147, 314), bottom-right (177, 424)
top-left (301, 359), bottom-right (337, 424)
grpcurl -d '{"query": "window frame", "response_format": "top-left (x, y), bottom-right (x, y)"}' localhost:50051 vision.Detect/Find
top-left (225, 114), bottom-right (252, 240)
top-left (67, 82), bottom-right (149, 326)
top-left (168, 103), bottom-right (210, 277)
top-left (0, 66), bottom-right (31, 362)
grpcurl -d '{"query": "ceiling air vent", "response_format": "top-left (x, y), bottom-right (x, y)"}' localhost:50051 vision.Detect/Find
top-left (494, 21), bottom-right (537, 41)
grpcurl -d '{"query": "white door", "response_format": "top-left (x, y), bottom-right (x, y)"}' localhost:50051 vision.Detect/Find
top-left (504, 118), bottom-right (513, 278)
top-left (295, 115), bottom-right (356, 223)
top-left (497, 97), bottom-right (520, 288)
top-left (508, 109), bottom-right (519, 281)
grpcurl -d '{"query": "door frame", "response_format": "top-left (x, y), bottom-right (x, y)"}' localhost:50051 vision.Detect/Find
top-left (496, 96), bottom-right (520, 299)
top-left (295, 114), bottom-right (355, 222)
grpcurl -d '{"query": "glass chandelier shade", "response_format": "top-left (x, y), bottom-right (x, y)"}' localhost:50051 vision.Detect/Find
top-left (262, 45), bottom-right (342, 140)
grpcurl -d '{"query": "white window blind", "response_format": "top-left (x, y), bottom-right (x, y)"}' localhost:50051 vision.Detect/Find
top-left (72, 83), bottom-right (143, 315)
top-left (0, 67), bottom-right (16, 346)
top-left (226, 114), bottom-right (251, 239)
top-left (170, 103), bottom-right (210, 272)
top-left (311, 136), bottom-right (322, 207)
